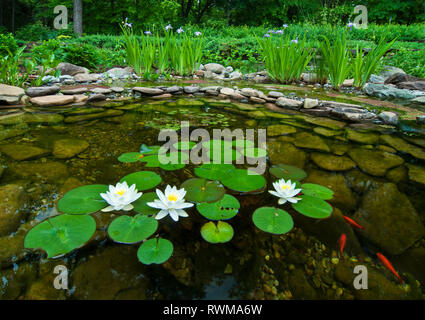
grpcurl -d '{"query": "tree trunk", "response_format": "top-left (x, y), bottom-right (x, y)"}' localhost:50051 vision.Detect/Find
top-left (73, 0), bottom-right (83, 36)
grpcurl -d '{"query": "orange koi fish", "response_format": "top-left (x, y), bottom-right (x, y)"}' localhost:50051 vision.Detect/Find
top-left (339, 234), bottom-right (347, 257)
top-left (343, 215), bottom-right (364, 230)
top-left (376, 252), bottom-right (404, 284)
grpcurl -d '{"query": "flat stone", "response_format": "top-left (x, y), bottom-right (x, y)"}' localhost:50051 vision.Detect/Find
top-left (276, 97), bottom-right (303, 110)
top-left (267, 91), bottom-right (284, 99)
top-left (111, 87), bottom-right (125, 93)
top-left (398, 81), bottom-right (425, 91)
top-left (64, 109), bottom-right (124, 123)
top-left (0, 112), bottom-right (63, 125)
top-left (132, 87), bottom-right (164, 95)
top-left (313, 127), bottom-right (341, 137)
top-left (302, 117), bottom-right (346, 130)
top-left (380, 134), bottom-right (425, 160)
top-left (342, 79), bottom-right (354, 87)
top-left (293, 132), bottom-right (330, 152)
top-left (267, 124), bottom-right (297, 136)
top-left (346, 128), bottom-right (379, 144)
top-left (220, 88), bottom-right (235, 96)
top-left (53, 138), bottom-right (90, 159)
top-left (303, 98), bottom-right (319, 109)
top-left (74, 73), bottom-right (101, 82)
top-left (61, 87), bottom-right (88, 95)
top-left (406, 163), bottom-right (425, 186)
top-left (151, 93), bottom-right (173, 99)
top-left (240, 88), bottom-right (259, 97)
top-left (91, 87), bottom-right (112, 94)
top-left (57, 62), bottom-right (89, 76)
top-left (30, 95), bottom-right (75, 106)
top-left (87, 94), bottom-right (106, 103)
top-left (0, 184), bottom-right (27, 237)
top-left (104, 67), bottom-right (133, 79)
top-left (204, 63), bottom-right (226, 74)
top-left (354, 183), bottom-right (424, 255)
top-left (9, 161), bottom-right (68, 182)
top-left (347, 147), bottom-right (404, 176)
top-left (378, 111), bottom-right (398, 125)
top-left (311, 153), bottom-right (356, 171)
top-left (0, 84), bottom-right (25, 105)
top-left (183, 86), bottom-right (200, 94)
top-left (268, 141), bottom-right (307, 168)
top-left (0, 144), bottom-right (50, 161)
top-left (73, 94), bottom-right (88, 103)
top-left (26, 86), bottom-right (60, 97)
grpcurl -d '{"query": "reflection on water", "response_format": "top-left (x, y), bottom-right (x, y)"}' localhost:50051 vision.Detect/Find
top-left (0, 94), bottom-right (424, 300)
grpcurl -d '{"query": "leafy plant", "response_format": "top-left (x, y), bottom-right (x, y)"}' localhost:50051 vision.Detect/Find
top-left (0, 33), bottom-right (18, 57)
top-left (0, 47), bottom-right (34, 87)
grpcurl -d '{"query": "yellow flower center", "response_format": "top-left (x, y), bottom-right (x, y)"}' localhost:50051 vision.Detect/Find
top-left (167, 194), bottom-right (178, 202)
top-left (116, 190), bottom-right (125, 196)
top-left (281, 185), bottom-right (288, 191)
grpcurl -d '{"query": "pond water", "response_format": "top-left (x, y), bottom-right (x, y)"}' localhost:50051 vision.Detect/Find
top-left (0, 90), bottom-right (424, 300)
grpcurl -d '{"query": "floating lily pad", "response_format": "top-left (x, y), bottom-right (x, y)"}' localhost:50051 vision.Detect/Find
top-left (137, 238), bottom-right (173, 265)
top-left (221, 169), bottom-right (266, 192)
top-left (107, 214), bottom-right (158, 244)
top-left (194, 163), bottom-right (236, 181)
top-left (120, 171), bottom-right (162, 191)
top-left (173, 141), bottom-right (196, 150)
top-left (197, 194), bottom-right (240, 220)
top-left (233, 139), bottom-right (255, 149)
top-left (200, 221), bottom-right (234, 244)
top-left (158, 151), bottom-right (189, 170)
top-left (301, 183), bottom-right (334, 200)
top-left (291, 195), bottom-right (333, 219)
top-left (57, 184), bottom-right (108, 214)
top-left (252, 207), bottom-right (294, 235)
top-left (24, 214), bottom-right (96, 258)
top-left (118, 152), bottom-right (147, 163)
top-left (181, 178), bottom-right (225, 203)
top-left (206, 148), bottom-right (242, 164)
top-left (243, 147), bottom-right (267, 158)
top-left (269, 164), bottom-right (307, 181)
top-left (140, 144), bottom-right (161, 154)
top-left (202, 139), bottom-right (234, 151)
top-left (133, 192), bottom-right (160, 215)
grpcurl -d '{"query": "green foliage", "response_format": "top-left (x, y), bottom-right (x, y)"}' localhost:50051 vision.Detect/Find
top-left (384, 48), bottom-right (425, 78)
top-left (291, 195), bottom-right (333, 219)
top-left (252, 207), bottom-right (294, 235)
top-left (196, 194), bottom-right (240, 221)
top-left (181, 178), bottom-right (226, 203)
top-left (108, 215), bottom-right (158, 244)
top-left (0, 46), bottom-right (34, 87)
top-left (201, 221), bottom-right (234, 244)
top-left (120, 171), bottom-right (162, 191)
top-left (63, 43), bottom-right (100, 69)
top-left (0, 33), bottom-right (18, 57)
top-left (57, 185), bottom-right (108, 214)
top-left (137, 238), bottom-right (174, 265)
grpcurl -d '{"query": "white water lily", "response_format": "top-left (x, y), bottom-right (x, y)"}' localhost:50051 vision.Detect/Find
top-left (269, 179), bottom-right (302, 205)
top-left (100, 181), bottom-right (142, 212)
top-left (147, 185), bottom-right (194, 222)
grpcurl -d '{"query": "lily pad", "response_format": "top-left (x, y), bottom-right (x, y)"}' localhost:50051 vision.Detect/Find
top-left (269, 164), bottom-right (307, 181)
top-left (200, 221), bottom-right (234, 244)
top-left (140, 154), bottom-right (161, 167)
top-left (243, 147), bottom-right (267, 158)
top-left (252, 207), bottom-right (294, 235)
top-left (57, 184), bottom-right (108, 214)
top-left (194, 163), bottom-right (236, 181)
top-left (158, 151), bottom-right (189, 170)
top-left (133, 192), bottom-right (160, 215)
top-left (291, 195), bottom-right (333, 219)
top-left (137, 238), bottom-right (174, 265)
top-left (301, 183), bottom-right (334, 200)
top-left (206, 148), bottom-right (242, 164)
top-left (118, 152), bottom-right (148, 163)
top-left (173, 141), bottom-right (196, 150)
top-left (221, 169), bottom-right (266, 192)
top-left (233, 139), bottom-right (255, 149)
top-left (181, 178), bottom-right (225, 203)
top-left (107, 214), bottom-right (158, 244)
top-left (120, 171), bottom-right (162, 191)
top-left (140, 144), bottom-right (161, 154)
top-left (24, 214), bottom-right (96, 258)
top-left (196, 194), bottom-right (240, 220)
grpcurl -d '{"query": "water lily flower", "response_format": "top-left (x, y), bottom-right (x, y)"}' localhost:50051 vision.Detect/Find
top-left (347, 21), bottom-right (356, 30)
top-left (177, 27), bottom-right (184, 34)
top-left (100, 181), bottom-right (142, 212)
top-left (269, 179), bottom-right (302, 205)
top-left (282, 24), bottom-right (288, 28)
top-left (194, 31), bottom-right (202, 37)
top-left (147, 185), bottom-right (194, 222)
top-left (165, 24), bottom-right (173, 31)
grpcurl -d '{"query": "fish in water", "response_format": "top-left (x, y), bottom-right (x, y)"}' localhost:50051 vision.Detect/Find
top-left (376, 252), bottom-right (404, 284)
top-left (339, 234), bottom-right (347, 257)
top-left (343, 215), bottom-right (364, 230)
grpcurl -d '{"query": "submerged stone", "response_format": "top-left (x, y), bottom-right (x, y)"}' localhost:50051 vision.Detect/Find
top-left (0, 184), bottom-right (28, 237)
top-left (0, 112), bottom-right (63, 125)
top-left (267, 124), bottom-right (297, 136)
top-left (293, 132), bottom-right (330, 152)
top-left (30, 95), bottom-right (75, 106)
top-left (0, 128), bottom-right (29, 141)
top-left (268, 141), bottom-right (306, 168)
top-left (380, 135), bottom-right (425, 160)
top-left (302, 117), bottom-right (346, 130)
top-left (353, 183), bottom-right (424, 255)
top-left (346, 128), bottom-right (379, 145)
top-left (406, 164), bottom-right (425, 186)
top-left (53, 138), bottom-right (90, 159)
top-left (347, 148), bottom-right (404, 176)
top-left (9, 161), bottom-right (68, 182)
top-left (385, 165), bottom-right (408, 183)
top-left (313, 127), bottom-right (341, 137)
top-left (311, 153), bottom-right (356, 171)
top-left (64, 109), bottom-right (124, 123)
top-left (0, 144), bottom-right (50, 161)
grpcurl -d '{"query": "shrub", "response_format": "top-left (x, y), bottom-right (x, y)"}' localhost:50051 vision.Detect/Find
top-left (0, 33), bottom-right (18, 57)
top-left (63, 43), bottom-right (100, 69)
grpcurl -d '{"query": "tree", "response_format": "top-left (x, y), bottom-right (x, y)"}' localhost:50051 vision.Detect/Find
top-left (73, 0), bottom-right (83, 35)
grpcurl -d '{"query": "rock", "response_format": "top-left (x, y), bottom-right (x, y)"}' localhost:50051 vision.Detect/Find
top-left (90, 87), bottom-right (112, 94)
top-left (380, 135), bottom-right (425, 160)
top-left (347, 148), bottom-right (404, 176)
top-left (353, 183), bottom-right (424, 255)
top-left (71, 245), bottom-right (149, 299)
top-left (250, 96), bottom-right (265, 104)
top-left (396, 247), bottom-right (425, 285)
top-left (0, 262), bottom-right (37, 299)
top-left (368, 74), bottom-right (385, 84)
top-left (301, 73), bottom-right (317, 83)
top-left (220, 88), bottom-right (235, 96)
top-left (0, 128), bottom-right (28, 141)
top-left (276, 97), bottom-right (303, 110)
top-left (111, 87), bottom-right (125, 93)
top-left (406, 164), bottom-right (425, 186)
top-left (104, 67), bottom-right (133, 79)
top-left (241, 88), bottom-right (259, 97)
top-left (313, 127), bottom-right (341, 137)
top-left (204, 63), bottom-right (226, 74)
top-left (330, 107), bottom-right (377, 122)
top-left (151, 93), bottom-right (172, 99)
top-left (305, 169), bottom-right (357, 212)
top-left (386, 165), bottom-right (408, 183)
top-left (288, 269), bottom-right (317, 299)
top-left (378, 111), bottom-right (399, 125)
top-left (417, 115), bottom-right (425, 124)
top-left (9, 161), bottom-right (68, 182)
top-left (74, 73), bottom-right (101, 82)
top-left (26, 86), bottom-right (60, 97)
top-left (342, 79), bottom-right (354, 87)
top-left (30, 95), bottom-right (75, 107)
top-left (268, 91), bottom-right (284, 99)
top-left (0, 184), bottom-right (27, 237)
top-left (0, 144), bottom-right (50, 161)
top-left (363, 83), bottom-right (424, 100)
top-left (132, 87), bottom-right (164, 96)
top-left (229, 71), bottom-right (243, 80)
top-left (268, 141), bottom-right (306, 168)
top-left (61, 87), bottom-right (88, 95)
top-left (0, 112), bottom-right (63, 125)
top-left (380, 66), bottom-right (406, 79)
top-left (73, 94), bottom-right (88, 103)
top-left (346, 128), bottom-right (379, 144)
top-left (52, 138), bottom-right (89, 159)
top-left (412, 97), bottom-right (425, 105)
top-left (303, 98), bottom-right (319, 109)
top-left (398, 81), bottom-right (425, 91)
top-left (0, 84), bottom-right (25, 105)
top-left (293, 132), bottom-right (330, 152)
top-left (64, 109), bottom-right (124, 123)
top-left (183, 86), bottom-right (199, 94)
top-left (310, 153), bottom-right (356, 171)
top-left (57, 62), bottom-right (89, 76)
top-left (384, 73), bottom-right (422, 85)
top-left (166, 86), bottom-right (183, 93)
top-left (302, 117), bottom-right (346, 130)
top-left (267, 124), bottom-right (297, 136)
top-left (87, 94), bottom-right (106, 103)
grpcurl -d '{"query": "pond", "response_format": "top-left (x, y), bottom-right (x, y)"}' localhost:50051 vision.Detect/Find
top-left (0, 90), bottom-right (424, 300)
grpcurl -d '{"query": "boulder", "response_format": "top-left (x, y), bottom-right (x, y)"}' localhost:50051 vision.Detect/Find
top-left (398, 81), bottom-right (425, 91)
top-left (347, 147), bottom-right (404, 176)
top-left (268, 141), bottom-right (307, 168)
top-left (303, 98), bottom-right (319, 109)
top-left (384, 73), bottom-right (422, 85)
top-left (0, 144), bottom-right (50, 161)
top-left (30, 95), bottom-right (75, 107)
top-left (363, 83), bottom-right (424, 100)
top-left (53, 138), bottom-right (90, 159)
top-left (204, 63), bottom-right (226, 74)
top-left (378, 111), bottom-right (399, 125)
top-left (0, 184), bottom-right (28, 237)
top-left (330, 107), bottom-right (377, 122)
top-left (353, 183), bottom-right (424, 255)
top-left (25, 86), bottom-right (60, 97)
top-left (293, 132), bottom-right (330, 152)
top-left (310, 153), bottom-right (356, 171)
top-left (132, 87), bottom-right (164, 96)
top-left (276, 97), bottom-right (303, 110)
top-left (380, 135), bottom-right (425, 160)
top-left (0, 84), bottom-right (25, 105)
top-left (57, 62), bottom-right (89, 76)
top-left (74, 73), bottom-right (101, 82)
top-left (412, 96), bottom-right (425, 105)
top-left (267, 124), bottom-right (297, 136)
top-left (379, 66), bottom-right (406, 79)
top-left (104, 67), bottom-right (133, 79)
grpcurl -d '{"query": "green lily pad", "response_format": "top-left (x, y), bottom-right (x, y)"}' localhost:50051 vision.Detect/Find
top-left (181, 178), bottom-right (225, 203)
top-left (291, 195), bottom-right (333, 219)
top-left (269, 164), bottom-right (307, 181)
top-left (206, 148), bottom-right (242, 164)
top-left (243, 147), bottom-right (267, 158)
top-left (252, 207), bottom-right (294, 235)
top-left (120, 171), bottom-right (162, 191)
top-left (301, 183), bottom-right (334, 200)
top-left (57, 184), bottom-right (108, 214)
top-left (24, 214), bottom-right (96, 258)
top-left (233, 139), bottom-right (255, 149)
top-left (133, 192), bottom-right (160, 215)
top-left (107, 214), bottom-right (158, 244)
top-left (158, 151), bottom-right (189, 170)
top-left (221, 169), bottom-right (266, 192)
top-left (140, 154), bottom-right (161, 167)
top-left (194, 163), bottom-right (236, 181)
top-left (137, 238), bottom-right (173, 265)
top-left (202, 139), bottom-right (234, 151)
top-left (196, 194), bottom-right (240, 220)
top-left (200, 221), bottom-right (234, 244)
top-left (140, 144), bottom-right (161, 154)
top-left (173, 141), bottom-right (196, 150)
top-left (118, 152), bottom-right (147, 163)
